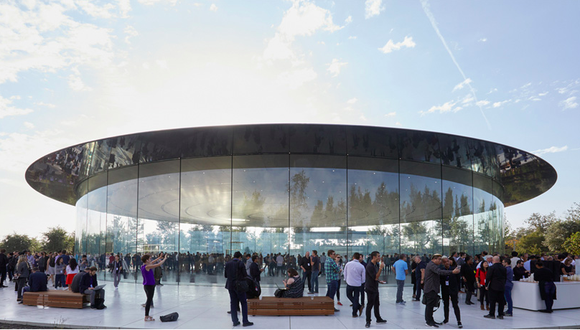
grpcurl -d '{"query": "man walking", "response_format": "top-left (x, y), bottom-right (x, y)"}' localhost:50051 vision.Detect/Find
top-left (325, 250), bottom-right (341, 312)
top-left (344, 253), bottom-right (365, 318)
top-left (364, 251), bottom-right (387, 328)
top-left (484, 256), bottom-right (506, 319)
top-left (393, 254), bottom-right (408, 304)
top-left (225, 251), bottom-right (253, 327)
top-left (423, 254), bottom-right (460, 328)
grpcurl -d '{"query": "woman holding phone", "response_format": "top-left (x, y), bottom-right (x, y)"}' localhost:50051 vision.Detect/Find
top-left (141, 253), bottom-right (167, 322)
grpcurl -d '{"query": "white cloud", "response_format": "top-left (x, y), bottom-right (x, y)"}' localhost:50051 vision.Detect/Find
top-left (209, 4), bottom-right (218, 12)
top-left (384, 111), bottom-right (396, 117)
top-left (378, 36), bottom-right (416, 54)
top-left (476, 100), bottom-right (489, 107)
top-left (348, 36), bottom-right (357, 40)
top-left (156, 60), bottom-right (168, 69)
top-left (76, 1), bottom-right (116, 19)
top-left (365, 0), bottom-right (384, 19)
top-left (24, 122), bottom-right (35, 129)
top-left (68, 74), bottom-right (91, 91)
top-left (420, 100), bottom-right (457, 115)
top-left (492, 99), bottom-right (511, 108)
top-left (34, 102), bottom-right (56, 108)
top-left (479, 38), bottom-right (487, 42)
top-left (263, 0), bottom-right (342, 62)
top-left (538, 91), bottom-right (549, 96)
top-left (138, 0), bottom-right (179, 6)
top-left (347, 98), bottom-right (357, 104)
top-left (532, 146), bottom-right (568, 156)
top-left (124, 25), bottom-right (139, 44)
top-left (327, 59), bottom-right (347, 77)
top-left (0, 95), bottom-right (33, 119)
top-left (560, 96), bottom-right (578, 110)
top-left (452, 78), bottom-right (472, 92)
top-left (118, 0), bottom-right (132, 18)
top-left (345, 16), bottom-right (352, 24)
top-left (277, 68), bottom-right (317, 89)
top-left (461, 94), bottom-right (474, 104)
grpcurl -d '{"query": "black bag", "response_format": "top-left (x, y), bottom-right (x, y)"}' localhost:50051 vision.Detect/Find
top-left (160, 312), bottom-right (179, 322)
top-left (246, 277), bottom-right (261, 299)
top-left (274, 288), bottom-right (286, 298)
top-left (234, 261), bottom-right (249, 293)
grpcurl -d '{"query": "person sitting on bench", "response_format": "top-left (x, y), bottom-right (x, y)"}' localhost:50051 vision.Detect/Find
top-left (281, 268), bottom-right (304, 298)
top-left (20, 267), bottom-right (47, 302)
top-left (79, 267), bottom-right (106, 309)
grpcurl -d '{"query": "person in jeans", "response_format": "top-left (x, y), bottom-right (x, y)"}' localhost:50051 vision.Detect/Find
top-left (534, 261), bottom-right (556, 313)
top-left (344, 253), bottom-right (365, 317)
top-left (393, 254), bottom-right (408, 304)
top-left (324, 250), bottom-right (341, 312)
top-left (364, 251), bottom-right (387, 328)
top-left (502, 257), bottom-right (514, 316)
top-left (309, 250), bottom-right (320, 294)
top-left (423, 254), bottom-right (460, 328)
top-left (112, 255), bottom-right (123, 289)
top-left (299, 251), bottom-right (312, 293)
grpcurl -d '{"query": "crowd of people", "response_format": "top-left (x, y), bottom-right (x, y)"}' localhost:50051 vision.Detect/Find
top-left (0, 248), bottom-right (577, 327)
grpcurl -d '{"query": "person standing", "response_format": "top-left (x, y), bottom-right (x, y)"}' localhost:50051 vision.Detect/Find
top-left (413, 255), bottom-right (426, 302)
top-left (324, 250), bottom-right (341, 311)
top-left (141, 253), bottom-right (167, 321)
top-left (359, 254), bottom-right (367, 308)
top-left (502, 257), bottom-right (514, 316)
top-left (461, 256), bottom-right (476, 305)
top-left (320, 252), bottom-right (326, 275)
top-left (15, 256), bottom-right (30, 302)
top-left (393, 254), bottom-right (408, 304)
top-left (309, 250), bottom-right (320, 294)
top-left (112, 255), bottom-right (123, 289)
top-left (423, 254), bottom-right (461, 328)
top-left (225, 251), bottom-right (253, 327)
top-left (364, 251), bottom-right (387, 328)
top-left (440, 257), bottom-right (462, 328)
top-left (0, 249), bottom-right (7, 288)
top-left (300, 251), bottom-right (312, 293)
top-left (484, 256), bottom-right (506, 319)
top-left (344, 253), bottom-right (365, 318)
top-left (476, 261), bottom-right (489, 311)
top-left (534, 261), bottom-right (556, 313)
top-left (65, 258), bottom-right (79, 291)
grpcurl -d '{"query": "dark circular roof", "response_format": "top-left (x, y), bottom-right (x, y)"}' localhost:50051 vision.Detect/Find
top-left (25, 124), bottom-right (557, 209)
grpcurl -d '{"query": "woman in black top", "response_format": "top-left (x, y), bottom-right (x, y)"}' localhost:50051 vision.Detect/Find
top-left (561, 258), bottom-right (575, 276)
top-left (282, 268), bottom-right (304, 298)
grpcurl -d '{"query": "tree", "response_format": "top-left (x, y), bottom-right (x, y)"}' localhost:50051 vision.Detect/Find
top-left (41, 226), bottom-right (75, 253)
top-left (0, 233), bottom-right (34, 252)
top-left (525, 212), bottom-right (557, 232)
top-left (562, 232), bottom-right (580, 255)
top-left (544, 219), bottom-right (580, 252)
top-left (518, 230), bottom-right (547, 255)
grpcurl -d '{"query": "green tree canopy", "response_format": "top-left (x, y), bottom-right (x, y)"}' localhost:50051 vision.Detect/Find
top-left (41, 226), bottom-right (75, 253)
top-left (562, 232), bottom-right (580, 255)
top-left (0, 233), bottom-right (38, 253)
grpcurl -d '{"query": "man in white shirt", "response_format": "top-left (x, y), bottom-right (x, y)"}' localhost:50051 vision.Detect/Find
top-left (343, 253), bottom-right (366, 318)
top-left (510, 251), bottom-right (520, 269)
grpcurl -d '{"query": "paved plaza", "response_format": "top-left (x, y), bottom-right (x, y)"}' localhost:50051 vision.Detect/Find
top-left (1, 279), bottom-right (579, 329)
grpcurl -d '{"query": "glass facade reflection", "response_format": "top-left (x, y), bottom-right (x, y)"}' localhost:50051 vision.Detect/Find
top-left (26, 124), bottom-right (557, 287)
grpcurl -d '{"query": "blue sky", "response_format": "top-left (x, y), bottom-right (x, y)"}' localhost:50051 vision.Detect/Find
top-left (1, 0), bottom-right (579, 239)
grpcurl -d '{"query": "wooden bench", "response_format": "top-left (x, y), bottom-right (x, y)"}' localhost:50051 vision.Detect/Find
top-left (23, 291), bottom-right (90, 309)
top-left (248, 296), bottom-right (334, 316)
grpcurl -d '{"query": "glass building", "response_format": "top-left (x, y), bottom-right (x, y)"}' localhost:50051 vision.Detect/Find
top-left (26, 124), bottom-right (556, 286)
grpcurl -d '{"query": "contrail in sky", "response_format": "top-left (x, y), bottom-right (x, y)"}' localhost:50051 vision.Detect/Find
top-left (420, 0), bottom-right (492, 130)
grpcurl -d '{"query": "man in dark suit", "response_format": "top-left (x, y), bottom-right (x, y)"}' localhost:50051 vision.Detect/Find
top-left (22, 267), bottom-right (48, 294)
top-left (484, 256), bottom-right (506, 319)
top-left (225, 251), bottom-right (253, 327)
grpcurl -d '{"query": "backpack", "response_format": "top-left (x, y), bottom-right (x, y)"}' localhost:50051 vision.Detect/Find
top-left (160, 312), bottom-right (179, 322)
top-left (245, 277), bottom-right (261, 299)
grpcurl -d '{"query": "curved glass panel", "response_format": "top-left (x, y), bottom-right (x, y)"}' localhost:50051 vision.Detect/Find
top-left (108, 134), bottom-right (141, 169)
top-left (400, 161), bottom-right (442, 257)
top-left (86, 184), bottom-right (107, 280)
top-left (289, 125), bottom-right (347, 155)
top-left (399, 131), bottom-right (441, 164)
top-left (442, 167), bottom-right (473, 256)
top-left (439, 134), bottom-right (472, 170)
top-left (233, 125), bottom-right (289, 155)
top-left (347, 126), bottom-right (399, 159)
top-left (348, 157), bottom-right (399, 259)
top-left (179, 157), bottom-right (231, 285)
top-left (137, 160), bottom-right (180, 283)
